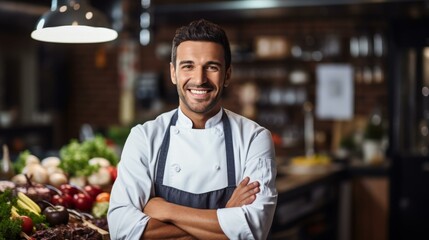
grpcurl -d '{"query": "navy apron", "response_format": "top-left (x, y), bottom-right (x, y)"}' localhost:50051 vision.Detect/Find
top-left (154, 110), bottom-right (236, 209)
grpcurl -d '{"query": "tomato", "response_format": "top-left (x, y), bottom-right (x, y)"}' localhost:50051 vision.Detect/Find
top-left (84, 185), bottom-right (103, 201)
top-left (271, 133), bottom-right (282, 146)
top-left (107, 166), bottom-right (117, 182)
top-left (73, 193), bottom-right (93, 212)
top-left (95, 192), bottom-right (110, 203)
top-left (51, 194), bottom-right (74, 208)
top-left (20, 216), bottom-right (34, 234)
top-left (59, 184), bottom-right (79, 196)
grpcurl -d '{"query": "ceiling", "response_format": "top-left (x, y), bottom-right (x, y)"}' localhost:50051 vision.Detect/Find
top-left (152, 0), bottom-right (429, 24)
top-left (0, 0), bottom-right (117, 33)
top-left (0, 0), bottom-right (428, 34)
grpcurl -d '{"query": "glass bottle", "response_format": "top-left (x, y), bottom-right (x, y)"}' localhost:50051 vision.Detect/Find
top-left (0, 144), bottom-right (15, 180)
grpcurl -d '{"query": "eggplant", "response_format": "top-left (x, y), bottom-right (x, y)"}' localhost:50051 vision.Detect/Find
top-left (43, 205), bottom-right (69, 226)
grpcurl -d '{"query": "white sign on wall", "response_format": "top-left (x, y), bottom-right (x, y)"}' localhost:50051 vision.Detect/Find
top-left (316, 64), bottom-right (354, 120)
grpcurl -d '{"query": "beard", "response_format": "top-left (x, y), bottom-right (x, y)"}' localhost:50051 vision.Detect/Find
top-left (176, 81), bottom-right (224, 114)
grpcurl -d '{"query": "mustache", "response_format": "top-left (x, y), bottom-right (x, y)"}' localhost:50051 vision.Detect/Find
top-left (185, 82), bottom-right (214, 89)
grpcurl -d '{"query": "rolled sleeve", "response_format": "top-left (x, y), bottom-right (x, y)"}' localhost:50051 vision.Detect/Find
top-left (216, 157), bottom-right (277, 239)
top-left (217, 193), bottom-right (277, 240)
top-left (108, 199), bottom-right (149, 240)
top-left (217, 207), bottom-right (253, 239)
top-left (108, 126), bottom-right (155, 240)
top-left (218, 124), bottom-right (278, 240)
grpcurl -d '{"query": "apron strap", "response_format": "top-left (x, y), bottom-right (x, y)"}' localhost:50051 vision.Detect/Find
top-left (155, 110), bottom-right (178, 183)
top-left (222, 111), bottom-right (236, 187)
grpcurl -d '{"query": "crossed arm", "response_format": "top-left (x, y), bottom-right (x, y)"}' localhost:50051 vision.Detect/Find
top-left (141, 177), bottom-right (260, 240)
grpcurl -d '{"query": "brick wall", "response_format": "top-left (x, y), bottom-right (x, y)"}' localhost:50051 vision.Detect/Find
top-left (64, 43), bottom-right (120, 141)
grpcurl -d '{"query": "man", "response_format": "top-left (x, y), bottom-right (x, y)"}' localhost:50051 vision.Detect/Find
top-left (108, 19), bottom-right (277, 240)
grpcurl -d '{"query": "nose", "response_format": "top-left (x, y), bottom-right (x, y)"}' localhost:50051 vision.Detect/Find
top-left (194, 66), bottom-right (207, 85)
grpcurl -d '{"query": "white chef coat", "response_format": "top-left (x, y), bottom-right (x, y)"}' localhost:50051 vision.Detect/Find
top-left (107, 108), bottom-right (278, 240)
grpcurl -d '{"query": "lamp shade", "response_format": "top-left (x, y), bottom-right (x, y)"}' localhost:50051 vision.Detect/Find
top-left (31, 0), bottom-right (118, 43)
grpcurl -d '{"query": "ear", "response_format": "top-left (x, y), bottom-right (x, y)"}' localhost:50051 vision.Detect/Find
top-left (224, 66), bottom-right (232, 87)
top-left (170, 62), bottom-right (177, 85)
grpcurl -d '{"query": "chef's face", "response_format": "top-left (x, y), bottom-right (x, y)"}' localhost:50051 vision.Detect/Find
top-left (170, 41), bottom-right (231, 117)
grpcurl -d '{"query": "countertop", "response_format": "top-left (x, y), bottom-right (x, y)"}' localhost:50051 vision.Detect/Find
top-left (271, 159), bottom-right (390, 237)
top-left (276, 164), bottom-right (343, 194)
top-left (275, 159), bottom-right (389, 195)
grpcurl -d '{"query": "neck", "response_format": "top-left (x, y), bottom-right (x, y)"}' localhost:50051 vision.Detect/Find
top-left (179, 106), bottom-right (221, 129)
top-left (191, 116), bottom-right (207, 129)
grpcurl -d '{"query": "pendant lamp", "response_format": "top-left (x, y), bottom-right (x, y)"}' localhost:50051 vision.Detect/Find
top-left (31, 0), bottom-right (118, 43)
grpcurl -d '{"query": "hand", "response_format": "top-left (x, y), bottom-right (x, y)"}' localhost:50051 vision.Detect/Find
top-left (144, 197), bottom-right (169, 221)
top-left (226, 177), bottom-right (260, 208)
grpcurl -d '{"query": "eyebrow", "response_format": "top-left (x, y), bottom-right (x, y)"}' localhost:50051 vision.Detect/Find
top-left (178, 60), bottom-right (194, 66)
top-left (206, 61), bottom-right (222, 67)
top-left (178, 60), bottom-right (223, 67)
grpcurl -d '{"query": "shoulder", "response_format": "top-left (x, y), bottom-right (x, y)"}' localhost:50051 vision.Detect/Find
top-left (224, 109), bottom-right (275, 164)
top-left (224, 109), bottom-right (272, 138)
top-left (131, 109), bottom-right (177, 136)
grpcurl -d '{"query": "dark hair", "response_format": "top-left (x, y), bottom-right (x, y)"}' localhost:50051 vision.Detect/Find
top-left (171, 19), bottom-right (231, 69)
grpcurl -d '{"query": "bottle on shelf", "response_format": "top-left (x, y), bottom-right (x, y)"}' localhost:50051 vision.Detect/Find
top-left (0, 144), bottom-right (15, 180)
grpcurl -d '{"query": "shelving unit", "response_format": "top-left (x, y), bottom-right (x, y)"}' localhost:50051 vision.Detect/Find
top-left (216, 20), bottom-right (389, 158)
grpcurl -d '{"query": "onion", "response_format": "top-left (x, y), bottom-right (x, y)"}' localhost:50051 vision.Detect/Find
top-left (87, 167), bottom-right (111, 187)
top-left (11, 174), bottom-right (27, 185)
top-left (26, 154), bottom-right (40, 165)
top-left (41, 156), bottom-right (61, 168)
top-left (88, 157), bottom-right (111, 167)
top-left (45, 166), bottom-right (65, 175)
top-left (69, 176), bottom-right (87, 188)
top-left (49, 172), bottom-right (68, 188)
top-left (22, 164), bottom-right (48, 184)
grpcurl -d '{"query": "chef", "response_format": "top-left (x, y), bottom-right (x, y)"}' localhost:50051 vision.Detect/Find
top-left (107, 19), bottom-right (278, 240)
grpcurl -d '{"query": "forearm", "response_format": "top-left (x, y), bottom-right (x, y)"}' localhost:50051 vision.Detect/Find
top-left (145, 198), bottom-right (228, 240)
top-left (165, 203), bottom-right (228, 240)
top-left (142, 218), bottom-right (196, 240)
top-left (144, 178), bottom-right (261, 239)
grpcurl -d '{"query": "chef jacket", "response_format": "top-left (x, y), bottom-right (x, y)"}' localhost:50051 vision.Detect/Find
top-left (108, 108), bottom-right (278, 240)
top-left (154, 109), bottom-right (237, 209)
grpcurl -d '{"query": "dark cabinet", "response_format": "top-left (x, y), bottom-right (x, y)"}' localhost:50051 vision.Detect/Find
top-left (271, 169), bottom-right (343, 240)
top-left (388, 18), bottom-right (429, 240)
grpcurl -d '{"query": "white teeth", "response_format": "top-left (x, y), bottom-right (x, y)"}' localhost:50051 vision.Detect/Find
top-left (190, 89), bottom-right (207, 94)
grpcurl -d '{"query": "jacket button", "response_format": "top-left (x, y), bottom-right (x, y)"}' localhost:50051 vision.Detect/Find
top-left (215, 128), bottom-right (223, 137)
top-left (172, 164), bottom-right (181, 172)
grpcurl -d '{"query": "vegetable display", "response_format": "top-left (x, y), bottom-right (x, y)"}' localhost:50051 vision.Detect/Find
top-left (0, 189), bottom-right (21, 240)
top-left (59, 135), bottom-right (118, 178)
top-left (13, 150), bottom-right (31, 175)
top-left (1, 135), bottom-right (117, 238)
top-left (0, 181), bottom-right (111, 238)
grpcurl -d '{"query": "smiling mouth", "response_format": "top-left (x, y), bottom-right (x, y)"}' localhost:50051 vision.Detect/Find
top-left (189, 89), bottom-right (209, 95)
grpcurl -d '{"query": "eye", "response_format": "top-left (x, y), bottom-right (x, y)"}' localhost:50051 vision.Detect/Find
top-left (181, 64), bottom-right (194, 71)
top-left (206, 65), bottom-right (220, 72)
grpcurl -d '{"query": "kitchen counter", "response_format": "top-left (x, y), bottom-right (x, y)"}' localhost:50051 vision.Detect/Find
top-left (275, 164), bottom-right (344, 195)
top-left (270, 160), bottom-right (389, 239)
top-left (271, 164), bottom-right (344, 239)
top-left (274, 159), bottom-right (389, 195)
top-left (345, 159), bottom-right (390, 177)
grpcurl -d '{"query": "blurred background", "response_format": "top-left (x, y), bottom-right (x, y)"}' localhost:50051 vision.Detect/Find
top-left (1, 0), bottom-right (429, 239)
